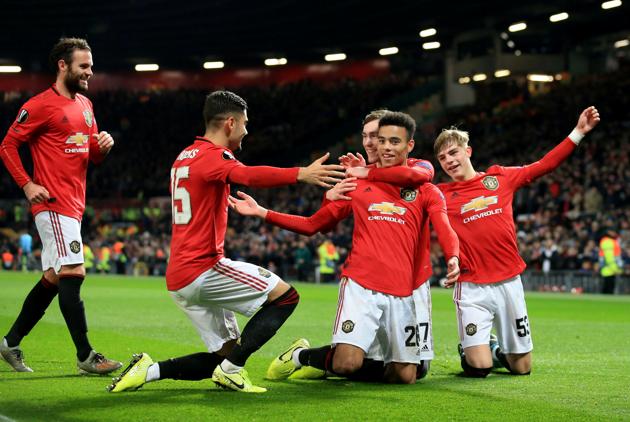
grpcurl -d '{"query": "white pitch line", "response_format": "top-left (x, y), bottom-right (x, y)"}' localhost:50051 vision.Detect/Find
top-left (0, 414), bottom-right (17, 422)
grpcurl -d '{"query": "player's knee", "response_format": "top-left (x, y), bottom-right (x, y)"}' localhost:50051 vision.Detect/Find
top-left (416, 360), bottom-right (430, 380)
top-left (44, 268), bottom-right (59, 285)
top-left (461, 358), bottom-right (492, 378)
top-left (332, 355), bottom-right (362, 375)
top-left (59, 264), bottom-right (86, 279)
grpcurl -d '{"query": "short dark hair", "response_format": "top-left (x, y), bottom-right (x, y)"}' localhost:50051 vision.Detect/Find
top-left (203, 90), bottom-right (248, 128)
top-left (362, 109), bottom-right (388, 126)
top-left (49, 37), bottom-right (91, 73)
top-left (378, 111), bottom-right (416, 140)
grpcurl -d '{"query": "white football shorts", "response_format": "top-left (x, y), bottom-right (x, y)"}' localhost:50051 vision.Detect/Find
top-left (453, 275), bottom-right (533, 354)
top-left (332, 277), bottom-right (429, 364)
top-left (35, 211), bottom-right (84, 273)
top-left (169, 257), bottom-right (280, 353)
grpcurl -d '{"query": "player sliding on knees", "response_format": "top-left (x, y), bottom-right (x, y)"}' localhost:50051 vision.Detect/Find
top-left (107, 91), bottom-right (345, 394)
top-left (433, 106), bottom-right (600, 377)
top-left (230, 112), bottom-right (460, 384)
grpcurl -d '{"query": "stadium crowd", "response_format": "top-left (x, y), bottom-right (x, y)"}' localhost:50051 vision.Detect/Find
top-left (1, 69), bottom-right (628, 286)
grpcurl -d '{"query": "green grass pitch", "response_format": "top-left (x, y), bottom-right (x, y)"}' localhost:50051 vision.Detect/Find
top-left (0, 272), bottom-right (629, 421)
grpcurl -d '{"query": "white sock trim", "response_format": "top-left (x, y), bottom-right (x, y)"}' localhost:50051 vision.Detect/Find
top-left (220, 359), bottom-right (243, 374)
top-left (145, 363), bottom-right (160, 382)
top-left (292, 348), bottom-right (304, 368)
top-left (568, 128), bottom-right (584, 145)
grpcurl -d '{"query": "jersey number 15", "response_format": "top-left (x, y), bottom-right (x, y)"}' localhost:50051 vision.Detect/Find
top-left (171, 166), bottom-right (191, 225)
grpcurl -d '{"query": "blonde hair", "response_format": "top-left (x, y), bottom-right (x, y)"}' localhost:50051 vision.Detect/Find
top-left (434, 127), bottom-right (469, 156)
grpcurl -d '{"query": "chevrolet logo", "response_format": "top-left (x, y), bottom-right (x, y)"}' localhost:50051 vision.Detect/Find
top-left (65, 132), bottom-right (89, 146)
top-left (460, 196), bottom-right (498, 214)
top-left (368, 202), bottom-right (407, 215)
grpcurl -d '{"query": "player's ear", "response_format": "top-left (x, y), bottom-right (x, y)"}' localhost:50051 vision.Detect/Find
top-left (466, 146), bottom-right (472, 157)
top-left (407, 138), bottom-right (415, 153)
top-left (57, 59), bottom-right (67, 73)
top-left (224, 116), bottom-right (235, 134)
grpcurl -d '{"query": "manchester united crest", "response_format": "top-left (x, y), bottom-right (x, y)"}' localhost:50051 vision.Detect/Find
top-left (257, 267), bottom-right (271, 278)
top-left (83, 110), bottom-right (93, 127)
top-left (341, 320), bottom-right (355, 333)
top-left (481, 176), bottom-right (499, 191)
top-left (69, 241), bottom-right (81, 254)
top-left (400, 188), bottom-right (417, 202)
top-left (465, 323), bottom-right (477, 336)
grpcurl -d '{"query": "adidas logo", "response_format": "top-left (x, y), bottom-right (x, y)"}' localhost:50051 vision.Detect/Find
top-left (451, 192), bottom-right (459, 198)
top-left (364, 187), bottom-right (372, 192)
top-left (61, 116), bottom-right (69, 123)
top-left (421, 344), bottom-right (430, 351)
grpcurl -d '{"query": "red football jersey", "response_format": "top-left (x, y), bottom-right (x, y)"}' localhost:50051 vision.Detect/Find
top-left (166, 137), bottom-right (299, 291)
top-left (0, 85), bottom-right (101, 220)
top-left (437, 137), bottom-right (577, 284)
top-left (268, 180), bottom-right (449, 296)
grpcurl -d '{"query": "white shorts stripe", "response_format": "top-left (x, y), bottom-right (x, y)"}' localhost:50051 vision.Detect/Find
top-left (216, 261), bottom-right (269, 290)
top-left (214, 262), bottom-right (267, 291)
top-left (333, 278), bottom-right (348, 335)
top-left (49, 211), bottom-right (63, 257)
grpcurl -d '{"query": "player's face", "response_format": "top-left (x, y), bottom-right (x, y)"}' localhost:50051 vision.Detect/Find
top-left (227, 110), bottom-right (248, 151)
top-left (436, 142), bottom-right (473, 181)
top-left (377, 125), bottom-right (414, 167)
top-left (361, 119), bottom-right (379, 164)
top-left (64, 50), bottom-right (93, 94)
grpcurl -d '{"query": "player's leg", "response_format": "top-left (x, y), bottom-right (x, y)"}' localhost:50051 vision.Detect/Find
top-left (42, 212), bottom-right (121, 374)
top-left (494, 275), bottom-right (533, 375)
top-left (271, 277), bottom-right (378, 380)
top-left (454, 282), bottom-right (494, 377)
top-left (191, 258), bottom-right (297, 392)
top-left (1, 213), bottom-right (65, 372)
top-left (108, 298), bottom-right (237, 393)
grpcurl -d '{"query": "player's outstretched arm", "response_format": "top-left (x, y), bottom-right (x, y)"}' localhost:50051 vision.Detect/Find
top-left (516, 106), bottom-right (600, 182)
top-left (346, 164), bottom-right (432, 187)
top-left (297, 152), bottom-right (346, 188)
top-left (229, 190), bottom-right (343, 236)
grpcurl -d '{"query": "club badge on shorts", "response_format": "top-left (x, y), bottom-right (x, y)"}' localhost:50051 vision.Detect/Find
top-left (69, 241), bottom-right (81, 254)
top-left (465, 323), bottom-right (477, 336)
top-left (482, 176), bottom-right (499, 190)
top-left (257, 267), bottom-right (271, 278)
top-left (341, 320), bottom-right (355, 333)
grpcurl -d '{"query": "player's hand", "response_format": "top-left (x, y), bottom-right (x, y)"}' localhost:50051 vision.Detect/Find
top-left (443, 257), bottom-right (460, 288)
top-left (339, 152), bottom-right (366, 169)
top-left (575, 106), bottom-right (600, 135)
top-left (325, 177), bottom-right (358, 201)
top-left (346, 166), bottom-right (369, 179)
top-left (94, 131), bottom-right (115, 155)
top-left (298, 153), bottom-right (346, 188)
top-left (23, 181), bottom-right (50, 204)
top-left (228, 191), bottom-right (268, 218)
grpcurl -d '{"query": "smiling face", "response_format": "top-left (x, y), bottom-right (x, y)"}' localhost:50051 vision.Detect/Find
top-left (436, 141), bottom-right (475, 181)
top-left (362, 119), bottom-right (380, 163)
top-left (377, 125), bottom-right (414, 167)
top-left (227, 109), bottom-right (249, 151)
top-left (61, 49), bottom-right (93, 94)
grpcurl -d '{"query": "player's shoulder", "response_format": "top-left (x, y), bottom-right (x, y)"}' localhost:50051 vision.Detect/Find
top-left (407, 158), bottom-right (434, 171)
top-left (75, 93), bottom-right (93, 107)
top-left (22, 88), bottom-right (56, 109)
top-left (419, 182), bottom-right (443, 197)
top-left (485, 164), bottom-right (509, 175)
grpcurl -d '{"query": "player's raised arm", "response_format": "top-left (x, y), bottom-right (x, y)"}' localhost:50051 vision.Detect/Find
top-left (515, 106), bottom-right (600, 182)
top-left (229, 190), bottom-right (346, 236)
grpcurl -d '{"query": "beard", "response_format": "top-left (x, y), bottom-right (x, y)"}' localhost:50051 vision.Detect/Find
top-left (65, 70), bottom-right (88, 94)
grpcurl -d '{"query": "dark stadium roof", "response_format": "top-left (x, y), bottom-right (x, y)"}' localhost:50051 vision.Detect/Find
top-left (2, 0), bottom-right (629, 71)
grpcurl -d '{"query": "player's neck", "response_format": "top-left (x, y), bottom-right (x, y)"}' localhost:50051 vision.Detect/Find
top-left (202, 130), bottom-right (229, 148)
top-left (54, 80), bottom-right (77, 100)
top-left (453, 166), bottom-right (477, 182)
